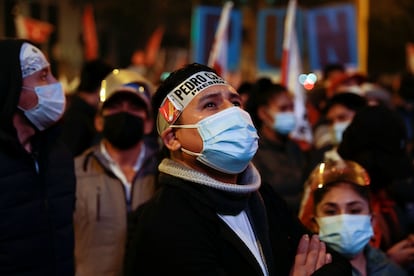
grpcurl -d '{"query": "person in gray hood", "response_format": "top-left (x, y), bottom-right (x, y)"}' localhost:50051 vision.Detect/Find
top-left (73, 69), bottom-right (159, 275)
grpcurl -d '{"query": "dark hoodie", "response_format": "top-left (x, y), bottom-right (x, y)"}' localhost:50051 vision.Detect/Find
top-left (0, 38), bottom-right (75, 275)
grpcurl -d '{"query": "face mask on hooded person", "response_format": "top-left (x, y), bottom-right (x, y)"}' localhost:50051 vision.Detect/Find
top-left (18, 43), bottom-right (66, 131)
top-left (158, 71), bottom-right (259, 174)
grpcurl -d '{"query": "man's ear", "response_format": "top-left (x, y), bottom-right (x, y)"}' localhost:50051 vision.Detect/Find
top-left (161, 127), bottom-right (181, 151)
top-left (95, 114), bottom-right (104, 132)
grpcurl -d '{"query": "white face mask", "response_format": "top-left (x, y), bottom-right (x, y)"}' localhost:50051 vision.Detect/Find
top-left (316, 214), bottom-right (373, 258)
top-left (170, 107), bottom-right (259, 174)
top-left (19, 82), bottom-right (66, 131)
top-left (332, 121), bottom-right (351, 144)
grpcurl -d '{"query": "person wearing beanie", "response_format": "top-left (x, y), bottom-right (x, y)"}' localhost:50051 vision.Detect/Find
top-left (124, 63), bottom-right (352, 275)
top-left (73, 69), bottom-right (159, 275)
top-left (60, 59), bottom-right (114, 157)
top-left (0, 38), bottom-right (76, 275)
top-left (338, 105), bottom-right (414, 272)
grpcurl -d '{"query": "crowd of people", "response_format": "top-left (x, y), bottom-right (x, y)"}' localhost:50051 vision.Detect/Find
top-left (1, 37), bottom-right (414, 276)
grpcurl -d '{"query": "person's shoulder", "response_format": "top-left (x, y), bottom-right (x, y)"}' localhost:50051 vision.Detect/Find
top-left (73, 147), bottom-right (100, 176)
top-left (365, 245), bottom-right (409, 275)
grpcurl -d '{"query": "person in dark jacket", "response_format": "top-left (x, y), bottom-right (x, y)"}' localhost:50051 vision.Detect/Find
top-left (0, 38), bottom-right (76, 275)
top-left (124, 63), bottom-right (352, 275)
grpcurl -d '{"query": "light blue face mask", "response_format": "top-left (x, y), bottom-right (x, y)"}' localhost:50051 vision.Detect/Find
top-left (19, 82), bottom-right (66, 131)
top-left (332, 121), bottom-right (351, 144)
top-left (170, 107), bottom-right (259, 174)
top-left (272, 111), bottom-right (296, 135)
top-left (316, 214), bottom-right (373, 258)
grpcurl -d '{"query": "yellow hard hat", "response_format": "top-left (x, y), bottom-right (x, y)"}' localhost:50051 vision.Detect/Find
top-left (305, 159), bottom-right (370, 192)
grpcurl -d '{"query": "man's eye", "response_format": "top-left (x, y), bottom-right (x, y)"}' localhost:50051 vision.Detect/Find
top-left (204, 102), bottom-right (216, 108)
top-left (232, 101), bottom-right (241, 107)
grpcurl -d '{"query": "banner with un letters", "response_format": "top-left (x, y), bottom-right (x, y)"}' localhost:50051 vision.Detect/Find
top-left (192, 4), bottom-right (357, 73)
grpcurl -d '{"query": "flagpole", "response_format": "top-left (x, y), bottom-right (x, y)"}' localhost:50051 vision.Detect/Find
top-left (207, 1), bottom-right (233, 75)
top-left (356, 0), bottom-right (369, 74)
top-left (281, 0), bottom-right (296, 85)
top-left (281, 0), bottom-right (313, 145)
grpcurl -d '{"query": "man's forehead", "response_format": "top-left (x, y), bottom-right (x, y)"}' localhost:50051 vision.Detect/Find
top-left (192, 84), bottom-right (238, 101)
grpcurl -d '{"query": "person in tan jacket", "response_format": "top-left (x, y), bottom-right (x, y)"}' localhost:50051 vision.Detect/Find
top-left (73, 69), bottom-right (159, 276)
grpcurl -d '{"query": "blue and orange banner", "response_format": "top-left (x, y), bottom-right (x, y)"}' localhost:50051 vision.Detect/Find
top-left (192, 4), bottom-right (359, 74)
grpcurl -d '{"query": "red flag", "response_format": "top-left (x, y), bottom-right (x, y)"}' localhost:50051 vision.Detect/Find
top-left (406, 43), bottom-right (414, 74)
top-left (145, 26), bottom-right (165, 66)
top-left (281, 0), bottom-right (313, 145)
top-left (82, 4), bottom-right (99, 61)
top-left (14, 14), bottom-right (54, 44)
top-left (207, 1), bottom-right (233, 77)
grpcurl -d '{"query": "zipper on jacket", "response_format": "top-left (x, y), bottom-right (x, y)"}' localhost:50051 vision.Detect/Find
top-left (30, 152), bottom-right (40, 174)
top-left (96, 186), bottom-right (101, 221)
top-left (257, 240), bottom-right (269, 276)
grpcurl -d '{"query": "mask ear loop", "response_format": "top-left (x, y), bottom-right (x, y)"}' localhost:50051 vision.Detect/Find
top-left (169, 124), bottom-right (199, 129)
top-left (180, 147), bottom-right (202, 157)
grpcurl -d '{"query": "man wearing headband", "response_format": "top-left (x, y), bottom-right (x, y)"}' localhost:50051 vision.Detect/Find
top-left (124, 63), bottom-right (352, 275)
top-left (0, 38), bottom-right (75, 275)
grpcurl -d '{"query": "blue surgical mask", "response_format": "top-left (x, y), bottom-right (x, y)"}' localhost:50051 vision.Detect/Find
top-left (332, 121), bottom-right (351, 144)
top-left (316, 214), bottom-right (373, 258)
top-left (170, 107), bottom-right (259, 174)
top-left (19, 82), bottom-right (66, 131)
top-left (272, 111), bottom-right (296, 135)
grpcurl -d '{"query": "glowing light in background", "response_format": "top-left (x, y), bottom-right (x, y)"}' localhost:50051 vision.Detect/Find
top-left (298, 73), bottom-right (318, 90)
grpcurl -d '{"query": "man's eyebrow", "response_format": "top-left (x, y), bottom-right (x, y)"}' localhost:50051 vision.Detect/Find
top-left (198, 91), bottom-right (221, 102)
top-left (229, 92), bottom-right (242, 101)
